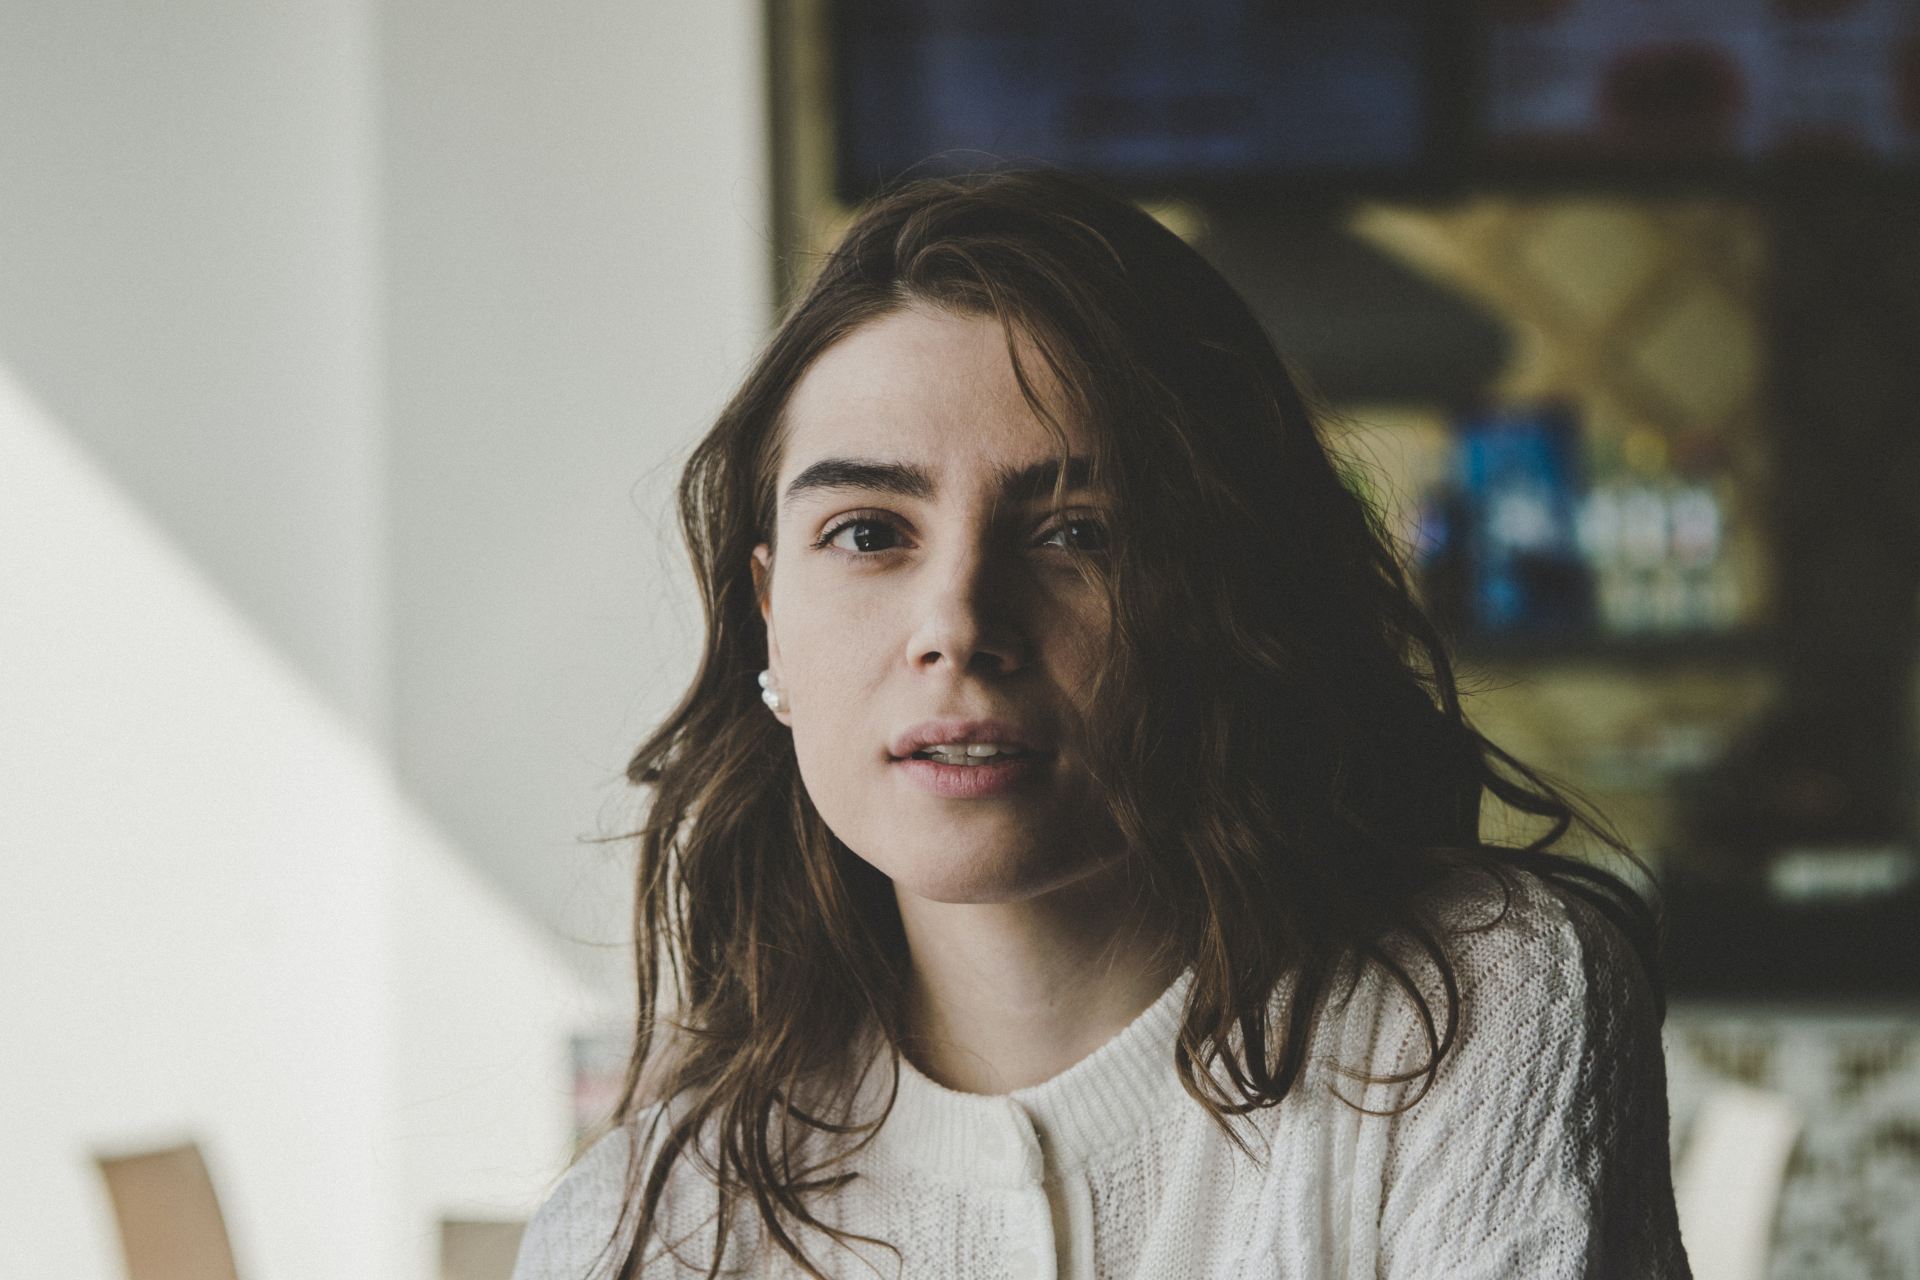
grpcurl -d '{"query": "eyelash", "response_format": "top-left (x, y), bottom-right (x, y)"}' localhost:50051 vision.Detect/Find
top-left (810, 511), bottom-right (1110, 558)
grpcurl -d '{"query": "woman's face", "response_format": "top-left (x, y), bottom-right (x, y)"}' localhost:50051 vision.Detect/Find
top-left (753, 303), bottom-right (1124, 905)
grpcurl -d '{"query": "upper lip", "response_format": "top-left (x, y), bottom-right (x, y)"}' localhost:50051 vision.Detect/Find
top-left (889, 719), bottom-right (1052, 759)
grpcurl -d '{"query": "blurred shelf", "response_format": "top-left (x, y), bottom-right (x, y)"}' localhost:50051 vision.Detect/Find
top-left (1662, 865), bottom-right (1920, 1003)
top-left (1448, 627), bottom-right (1777, 669)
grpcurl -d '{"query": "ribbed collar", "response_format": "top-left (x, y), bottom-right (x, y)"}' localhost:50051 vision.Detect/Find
top-left (856, 966), bottom-right (1196, 1187)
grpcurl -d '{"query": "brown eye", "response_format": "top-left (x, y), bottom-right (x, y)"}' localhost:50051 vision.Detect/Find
top-left (816, 515), bottom-right (907, 555)
top-left (1040, 517), bottom-right (1111, 554)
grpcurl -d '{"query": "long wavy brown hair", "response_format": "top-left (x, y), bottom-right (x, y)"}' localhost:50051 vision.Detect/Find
top-left (591, 167), bottom-right (1663, 1279)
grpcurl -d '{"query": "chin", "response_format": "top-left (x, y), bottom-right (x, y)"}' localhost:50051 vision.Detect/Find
top-left (883, 844), bottom-right (1097, 907)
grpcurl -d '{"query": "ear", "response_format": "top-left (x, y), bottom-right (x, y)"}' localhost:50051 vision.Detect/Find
top-left (750, 543), bottom-right (774, 625)
top-left (750, 544), bottom-right (791, 726)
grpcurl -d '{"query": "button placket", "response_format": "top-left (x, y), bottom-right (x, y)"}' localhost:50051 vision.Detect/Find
top-left (1008, 1108), bottom-right (1058, 1279)
top-left (1002, 1196), bottom-right (1058, 1280)
top-left (1005, 1241), bottom-right (1049, 1280)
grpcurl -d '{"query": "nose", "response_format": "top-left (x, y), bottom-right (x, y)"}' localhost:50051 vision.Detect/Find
top-left (906, 538), bottom-right (1029, 677)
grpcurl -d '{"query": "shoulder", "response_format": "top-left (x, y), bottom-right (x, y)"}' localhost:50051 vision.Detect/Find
top-left (1362, 872), bottom-right (1690, 1273)
top-left (513, 1097), bottom-right (747, 1280)
top-left (1347, 864), bottom-right (1659, 1084)
top-left (1417, 863), bottom-right (1648, 1023)
top-left (511, 1118), bottom-right (646, 1280)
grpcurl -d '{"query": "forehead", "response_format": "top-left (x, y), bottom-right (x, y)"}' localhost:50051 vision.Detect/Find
top-left (776, 304), bottom-right (1089, 493)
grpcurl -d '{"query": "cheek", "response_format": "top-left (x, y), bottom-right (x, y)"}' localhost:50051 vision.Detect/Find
top-left (788, 722), bottom-right (898, 880)
top-left (780, 606), bottom-right (882, 717)
top-left (782, 640), bottom-right (884, 811)
top-left (770, 584), bottom-right (890, 799)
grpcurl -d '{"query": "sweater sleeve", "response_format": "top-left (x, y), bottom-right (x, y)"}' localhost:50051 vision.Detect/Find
top-left (1374, 874), bottom-right (1692, 1279)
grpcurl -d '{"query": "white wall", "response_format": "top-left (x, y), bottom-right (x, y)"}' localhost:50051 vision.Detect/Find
top-left (0, 368), bottom-right (601, 1278)
top-left (0, 0), bottom-right (770, 1274)
top-left (382, 0), bottom-right (773, 996)
top-left (0, 0), bottom-right (385, 732)
top-left (0, 0), bottom-right (772, 1001)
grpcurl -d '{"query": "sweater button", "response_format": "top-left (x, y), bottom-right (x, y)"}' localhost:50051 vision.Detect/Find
top-left (1006, 1244), bottom-right (1045, 1279)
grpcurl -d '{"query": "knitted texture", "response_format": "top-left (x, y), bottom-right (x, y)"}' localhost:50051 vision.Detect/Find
top-left (512, 869), bottom-right (1690, 1279)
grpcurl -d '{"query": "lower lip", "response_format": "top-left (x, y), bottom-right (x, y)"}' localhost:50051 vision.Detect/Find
top-left (894, 754), bottom-right (1049, 798)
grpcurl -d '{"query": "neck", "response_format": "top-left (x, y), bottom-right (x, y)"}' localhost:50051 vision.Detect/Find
top-left (894, 856), bottom-right (1181, 1095)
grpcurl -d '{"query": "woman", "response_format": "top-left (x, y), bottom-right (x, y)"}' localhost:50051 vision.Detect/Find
top-left (513, 168), bottom-right (1690, 1279)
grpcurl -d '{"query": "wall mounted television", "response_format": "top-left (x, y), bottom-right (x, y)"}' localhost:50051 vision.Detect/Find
top-left (829, 0), bottom-right (1920, 202)
top-left (830, 0), bottom-right (1464, 201)
top-left (1476, 0), bottom-right (1920, 187)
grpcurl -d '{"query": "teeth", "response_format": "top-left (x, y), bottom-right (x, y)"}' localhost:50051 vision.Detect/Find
top-left (916, 742), bottom-right (1028, 764)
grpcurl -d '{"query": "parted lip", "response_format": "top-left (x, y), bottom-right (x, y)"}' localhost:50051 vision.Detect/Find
top-left (888, 718), bottom-right (1051, 760)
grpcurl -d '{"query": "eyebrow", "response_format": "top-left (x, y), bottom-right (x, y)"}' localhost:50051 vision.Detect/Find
top-left (781, 455), bottom-right (1095, 508)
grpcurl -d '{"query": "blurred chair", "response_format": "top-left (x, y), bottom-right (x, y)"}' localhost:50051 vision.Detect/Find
top-left (94, 1140), bottom-right (241, 1280)
top-left (1672, 1083), bottom-right (1802, 1280)
top-left (441, 1218), bottom-right (526, 1280)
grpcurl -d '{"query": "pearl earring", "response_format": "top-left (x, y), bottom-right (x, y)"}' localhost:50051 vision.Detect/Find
top-left (757, 668), bottom-right (787, 714)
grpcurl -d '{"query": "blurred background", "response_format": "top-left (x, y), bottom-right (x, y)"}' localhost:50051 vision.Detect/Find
top-left (3, 1), bottom-right (1916, 1277)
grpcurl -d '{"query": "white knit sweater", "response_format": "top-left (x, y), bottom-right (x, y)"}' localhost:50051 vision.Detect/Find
top-left (512, 870), bottom-right (1690, 1279)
